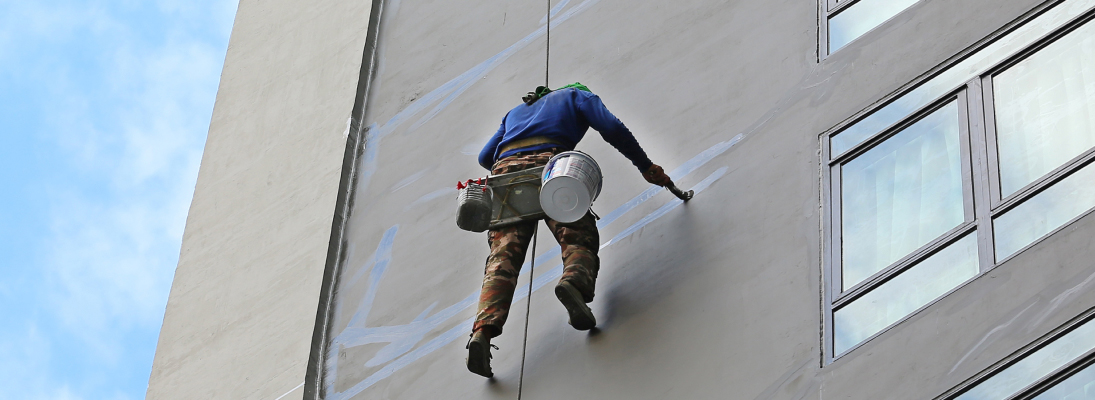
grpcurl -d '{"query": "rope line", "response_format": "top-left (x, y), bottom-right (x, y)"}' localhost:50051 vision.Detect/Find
top-left (518, 2), bottom-right (550, 397)
top-left (545, 0), bottom-right (550, 87)
top-left (517, 224), bottom-right (537, 400)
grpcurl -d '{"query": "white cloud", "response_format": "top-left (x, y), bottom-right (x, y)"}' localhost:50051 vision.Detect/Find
top-left (0, 1), bottom-right (122, 62)
top-left (37, 0), bottom-right (230, 362)
top-left (0, 0), bottom-right (237, 398)
top-left (115, 41), bottom-right (220, 186)
top-left (0, 324), bottom-right (87, 400)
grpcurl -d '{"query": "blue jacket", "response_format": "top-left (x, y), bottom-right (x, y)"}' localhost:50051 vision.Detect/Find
top-left (478, 88), bottom-right (653, 172)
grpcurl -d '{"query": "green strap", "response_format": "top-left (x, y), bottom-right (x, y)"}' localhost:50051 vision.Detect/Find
top-left (524, 82), bottom-right (592, 105)
top-left (557, 82), bottom-right (591, 92)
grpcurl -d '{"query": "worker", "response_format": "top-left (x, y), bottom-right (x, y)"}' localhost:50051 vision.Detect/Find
top-left (466, 83), bottom-right (672, 378)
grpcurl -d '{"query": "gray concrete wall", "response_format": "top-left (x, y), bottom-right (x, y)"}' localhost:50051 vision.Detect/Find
top-left (145, 0), bottom-right (373, 398)
top-left (148, 0), bottom-right (1095, 398)
top-left (316, 0), bottom-right (1095, 399)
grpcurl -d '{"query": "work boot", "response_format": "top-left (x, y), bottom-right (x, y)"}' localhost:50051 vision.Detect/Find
top-left (555, 281), bottom-right (596, 331)
top-left (466, 330), bottom-right (497, 378)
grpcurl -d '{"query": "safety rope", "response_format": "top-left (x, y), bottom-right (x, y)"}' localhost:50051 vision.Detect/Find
top-left (545, 0), bottom-right (551, 87)
top-left (517, 224), bottom-right (537, 400)
top-left (518, 2), bottom-right (551, 397)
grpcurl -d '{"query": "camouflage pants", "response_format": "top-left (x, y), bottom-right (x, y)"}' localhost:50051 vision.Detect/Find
top-left (473, 150), bottom-right (600, 337)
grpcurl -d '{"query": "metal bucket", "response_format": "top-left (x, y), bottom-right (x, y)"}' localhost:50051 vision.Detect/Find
top-left (456, 181), bottom-right (493, 232)
top-left (539, 151), bottom-right (602, 223)
top-left (485, 166), bottom-right (545, 230)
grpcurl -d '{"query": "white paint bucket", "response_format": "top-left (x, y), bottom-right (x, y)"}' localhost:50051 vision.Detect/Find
top-left (540, 151), bottom-right (602, 223)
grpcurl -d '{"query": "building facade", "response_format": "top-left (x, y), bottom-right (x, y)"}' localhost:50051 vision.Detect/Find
top-left (147, 0), bottom-right (1095, 398)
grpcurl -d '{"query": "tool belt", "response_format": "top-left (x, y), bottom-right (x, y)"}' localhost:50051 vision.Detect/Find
top-left (499, 136), bottom-right (562, 155)
top-left (454, 167), bottom-right (547, 232)
top-left (485, 166), bottom-right (546, 229)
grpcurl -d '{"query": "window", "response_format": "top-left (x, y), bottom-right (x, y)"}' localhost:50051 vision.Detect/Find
top-left (1030, 367), bottom-right (1095, 400)
top-left (946, 312), bottom-right (1095, 400)
top-left (823, 0), bottom-right (1095, 360)
top-left (821, 0), bottom-right (919, 55)
top-left (840, 101), bottom-right (966, 289)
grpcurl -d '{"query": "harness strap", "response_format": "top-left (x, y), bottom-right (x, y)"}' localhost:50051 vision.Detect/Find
top-left (500, 136), bottom-right (563, 155)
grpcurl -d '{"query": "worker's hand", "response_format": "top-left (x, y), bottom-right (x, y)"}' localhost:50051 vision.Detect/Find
top-left (642, 164), bottom-right (672, 187)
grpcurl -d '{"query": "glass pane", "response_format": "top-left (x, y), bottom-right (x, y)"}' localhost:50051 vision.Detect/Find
top-left (829, 0), bottom-right (919, 53)
top-left (957, 318), bottom-right (1095, 400)
top-left (830, 0), bottom-right (1095, 156)
top-left (833, 233), bottom-right (978, 355)
top-left (995, 20), bottom-right (1095, 196)
top-left (994, 161), bottom-right (1095, 260)
top-left (1032, 362), bottom-right (1095, 400)
top-left (841, 101), bottom-right (965, 289)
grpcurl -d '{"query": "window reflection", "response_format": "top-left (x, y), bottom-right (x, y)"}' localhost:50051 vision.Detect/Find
top-left (1031, 362), bottom-right (1095, 399)
top-left (842, 102), bottom-right (964, 289)
top-left (994, 161), bottom-right (1095, 260)
top-left (827, 0), bottom-right (1095, 362)
top-left (957, 318), bottom-right (1095, 400)
top-left (829, 0), bottom-right (919, 53)
top-left (830, 0), bottom-right (1095, 156)
top-left (995, 20), bottom-right (1095, 196)
top-left (834, 233), bottom-right (977, 355)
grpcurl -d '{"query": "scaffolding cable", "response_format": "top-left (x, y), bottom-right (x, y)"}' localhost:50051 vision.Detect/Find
top-left (545, 0), bottom-right (550, 87)
top-left (518, 2), bottom-right (551, 397)
top-left (517, 224), bottom-right (537, 400)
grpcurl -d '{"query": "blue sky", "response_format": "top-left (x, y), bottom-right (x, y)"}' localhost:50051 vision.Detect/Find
top-left (0, 0), bottom-right (236, 398)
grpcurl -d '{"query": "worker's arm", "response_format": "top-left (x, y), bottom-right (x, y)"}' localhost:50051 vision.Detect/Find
top-left (478, 120), bottom-right (507, 170)
top-left (577, 94), bottom-right (653, 172)
top-left (578, 94), bottom-right (670, 186)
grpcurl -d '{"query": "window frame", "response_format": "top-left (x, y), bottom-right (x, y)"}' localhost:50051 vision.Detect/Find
top-left (940, 308), bottom-right (1095, 400)
top-left (827, 92), bottom-right (979, 303)
top-left (819, 0), bottom-right (923, 58)
top-left (981, 19), bottom-right (1095, 213)
top-left (821, 5), bottom-right (1095, 364)
top-left (1019, 352), bottom-right (1095, 400)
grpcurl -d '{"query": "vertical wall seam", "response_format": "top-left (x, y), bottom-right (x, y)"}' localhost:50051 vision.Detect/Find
top-left (303, 0), bottom-right (388, 398)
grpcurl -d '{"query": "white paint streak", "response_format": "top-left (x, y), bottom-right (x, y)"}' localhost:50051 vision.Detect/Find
top-left (391, 169), bottom-right (427, 193)
top-left (1030, 269), bottom-right (1095, 331)
top-left (949, 302), bottom-right (1038, 374)
top-left (403, 188), bottom-right (453, 211)
top-left (273, 382), bottom-right (303, 400)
